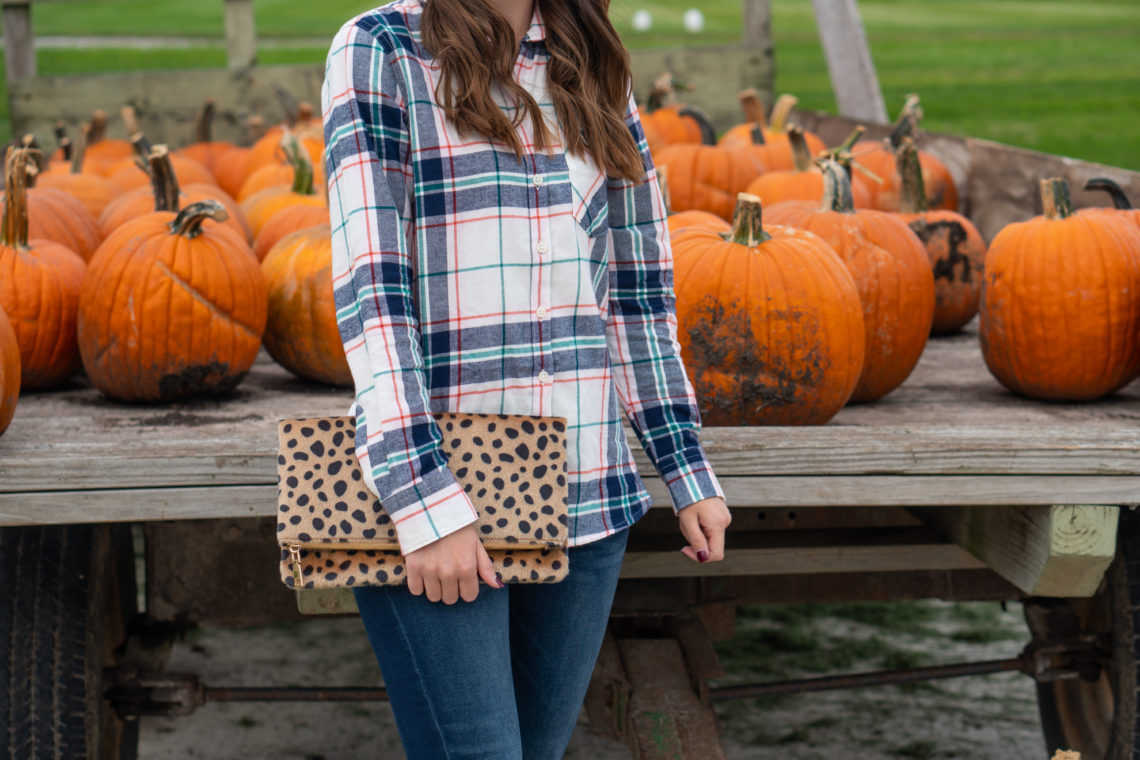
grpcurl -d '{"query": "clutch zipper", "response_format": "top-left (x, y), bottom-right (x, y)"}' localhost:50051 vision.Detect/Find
top-left (283, 539), bottom-right (397, 589)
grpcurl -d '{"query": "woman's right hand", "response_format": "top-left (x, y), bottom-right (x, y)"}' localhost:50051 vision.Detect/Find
top-left (405, 523), bottom-right (504, 604)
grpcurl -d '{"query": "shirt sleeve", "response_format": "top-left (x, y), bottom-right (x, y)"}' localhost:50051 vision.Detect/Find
top-left (323, 22), bottom-right (477, 554)
top-left (604, 90), bottom-right (725, 514)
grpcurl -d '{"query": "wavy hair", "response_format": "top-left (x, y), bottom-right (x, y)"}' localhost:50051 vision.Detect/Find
top-left (422, 0), bottom-right (645, 182)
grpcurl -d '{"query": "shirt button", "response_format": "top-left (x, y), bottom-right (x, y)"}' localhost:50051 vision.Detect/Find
top-left (538, 370), bottom-right (551, 383)
top-left (536, 241), bottom-right (549, 255)
top-left (536, 307), bottom-right (548, 320)
top-left (533, 175), bottom-right (545, 187)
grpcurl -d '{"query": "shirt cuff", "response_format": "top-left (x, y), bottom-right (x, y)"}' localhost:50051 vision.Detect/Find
top-left (657, 446), bottom-right (725, 514)
top-left (384, 465), bottom-right (479, 555)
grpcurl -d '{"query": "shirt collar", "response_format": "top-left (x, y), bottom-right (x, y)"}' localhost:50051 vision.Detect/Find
top-left (520, 3), bottom-right (546, 44)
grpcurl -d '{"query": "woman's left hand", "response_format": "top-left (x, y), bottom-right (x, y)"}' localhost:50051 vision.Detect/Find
top-left (678, 497), bottom-right (731, 563)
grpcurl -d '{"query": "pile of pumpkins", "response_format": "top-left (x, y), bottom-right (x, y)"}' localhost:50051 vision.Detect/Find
top-left (0, 100), bottom-right (346, 437)
top-left (648, 85), bottom-right (1140, 424)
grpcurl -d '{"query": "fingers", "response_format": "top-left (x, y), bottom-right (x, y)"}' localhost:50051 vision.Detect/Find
top-left (476, 543), bottom-right (504, 590)
top-left (678, 507), bottom-right (710, 563)
top-left (407, 567), bottom-right (425, 597)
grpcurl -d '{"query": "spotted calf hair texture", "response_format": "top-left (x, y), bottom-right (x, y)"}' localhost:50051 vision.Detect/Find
top-left (278, 414), bottom-right (570, 589)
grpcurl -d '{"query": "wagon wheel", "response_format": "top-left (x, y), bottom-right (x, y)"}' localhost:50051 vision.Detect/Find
top-left (0, 524), bottom-right (139, 760)
top-left (1024, 507), bottom-right (1140, 759)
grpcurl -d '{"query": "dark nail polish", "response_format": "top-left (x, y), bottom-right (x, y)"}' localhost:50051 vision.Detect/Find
top-left (697, 550), bottom-right (708, 563)
top-left (495, 572), bottom-right (505, 588)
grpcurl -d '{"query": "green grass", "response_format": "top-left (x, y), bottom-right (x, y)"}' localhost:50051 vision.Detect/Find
top-left (1, 0), bottom-right (1137, 167)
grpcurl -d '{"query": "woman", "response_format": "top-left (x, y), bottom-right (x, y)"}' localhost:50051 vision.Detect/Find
top-left (322, 0), bottom-right (730, 756)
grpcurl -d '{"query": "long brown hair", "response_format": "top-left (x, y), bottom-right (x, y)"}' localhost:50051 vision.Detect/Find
top-left (422, 0), bottom-right (645, 182)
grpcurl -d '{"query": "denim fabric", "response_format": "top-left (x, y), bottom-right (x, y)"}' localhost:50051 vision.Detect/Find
top-left (353, 527), bottom-right (630, 759)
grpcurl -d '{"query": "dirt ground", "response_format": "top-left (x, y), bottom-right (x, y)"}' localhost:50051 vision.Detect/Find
top-left (136, 599), bottom-right (1049, 759)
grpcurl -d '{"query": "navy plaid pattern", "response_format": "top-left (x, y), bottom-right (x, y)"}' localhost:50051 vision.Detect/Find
top-left (323, 0), bottom-right (723, 554)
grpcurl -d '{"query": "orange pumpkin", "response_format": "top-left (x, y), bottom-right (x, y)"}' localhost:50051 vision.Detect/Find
top-left (671, 192), bottom-right (865, 425)
top-left (0, 303), bottom-right (19, 437)
top-left (98, 146), bottom-right (249, 243)
top-left (894, 138), bottom-right (986, 334)
top-left (766, 161), bottom-right (934, 402)
top-left (668, 210), bottom-right (730, 236)
top-left (108, 151), bottom-right (215, 193)
top-left (979, 178), bottom-right (1140, 401)
top-left (1082, 178), bottom-right (1140, 229)
top-left (255, 204), bottom-right (329, 261)
top-left (261, 225), bottom-right (352, 386)
top-left (36, 124), bottom-right (121, 221)
top-left (719, 93), bottom-right (827, 172)
top-left (177, 98), bottom-right (236, 176)
top-left (852, 95), bottom-right (958, 212)
top-left (241, 133), bottom-right (327, 241)
top-left (84, 110), bottom-right (135, 176)
top-left (78, 200), bottom-right (267, 402)
top-left (638, 73), bottom-right (716, 147)
top-left (744, 126), bottom-right (872, 208)
top-left (654, 144), bottom-right (764, 220)
top-left (0, 148), bottom-right (87, 390)
top-left (0, 172), bottom-right (102, 263)
top-left (246, 127), bottom-right (324, 180)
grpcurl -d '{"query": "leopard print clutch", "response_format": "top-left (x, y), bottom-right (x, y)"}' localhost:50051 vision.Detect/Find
top-left (277, 413), bottom-right (571, 591)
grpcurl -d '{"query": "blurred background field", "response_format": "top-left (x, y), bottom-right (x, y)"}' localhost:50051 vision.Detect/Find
top-left (0, 0), bottom-right (1137, 167)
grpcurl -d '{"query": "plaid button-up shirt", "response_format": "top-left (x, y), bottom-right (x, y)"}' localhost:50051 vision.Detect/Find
top-left (323, 0), bottom-right (723, 554)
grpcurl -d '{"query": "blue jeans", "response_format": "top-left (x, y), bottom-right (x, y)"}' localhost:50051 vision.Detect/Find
top-left (353, 527), bottom-right (630, 760)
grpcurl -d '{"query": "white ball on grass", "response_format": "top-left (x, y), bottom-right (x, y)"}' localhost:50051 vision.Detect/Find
top-left (631, 9), bottom-right (653, 31)
top-left (682, 8), bottom-right (704, 33)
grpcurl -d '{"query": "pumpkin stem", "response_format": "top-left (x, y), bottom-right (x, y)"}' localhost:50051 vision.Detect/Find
top-left (788, 127), bottom-right (811, 173)
top-left (726, 192), bottom-right (771, 246)
top-left (121, 106), bottom-right (140, 139)
top-left (646, 72), bottom-right (680, 113)
top-left (888, 94), bottom-right (922, 148)
top-left (1, 147), bottom-right (32, 249)
top-left (818, 126), bottom-right (867, 182)
top-left (768, 94), bottom-right (797, 134)
top-left (168, 200), bottom-right (228, 239)
top-left (147, 145), bottom-right (182, 213)
top-left (195, 98), bottom-right (216, 143)
top-left (88, 110), bottom-right (108, 146)
top-left (297, 102), bottom-right (315, 124)
top-left (53, 122), bottom-right (72, 163)
top-left (818, 159), bottom-right (856, 213)
top-left (1041, 178), bottom-right (1074, 220)
top-left (656, 165), bottom-right (672, 215)
top-left (896, 137), bottom-right (927, 214)
top-left (738, 89), bottom-right (766, 126)
top-left (276, 85), bottom-right (301, 126)
top-left (750, 124), bottom-right (766, 146)
top-left (70, 124), bottom-right (90, 175)
top-left (280, 130), bottom-right (315, 196)
top-left (1084, 178), bottom-right (1133, 210)
top-left (833, 126), bottom-right (865, 156)
top-left (20, 135), bottom-right (47, 174)
top-left (678, 105), bottom-right (717, 145)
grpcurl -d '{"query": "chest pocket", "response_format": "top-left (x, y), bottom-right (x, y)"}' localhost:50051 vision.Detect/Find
top-left (566, 150), bottom-right (609, 238)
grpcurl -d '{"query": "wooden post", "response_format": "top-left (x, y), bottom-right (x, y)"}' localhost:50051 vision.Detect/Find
top-left (2, 2), bottom-right (36, 85)
top-left (742, 0), bottom-right (771, 46)
top-left (224, 0), bottom-right (257, 70)
top-left (811, 0), bottom-right (887, 123)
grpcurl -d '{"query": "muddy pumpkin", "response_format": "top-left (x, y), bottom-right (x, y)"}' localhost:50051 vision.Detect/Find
top-left (894, 138), bottom-right (986, 334)
top-left (78, 200), bottom-right (267, 403)
top-left (766, 161), bottom-right (935, 403)
top-left (979, 178), bottom-right (1140, 401)
top-left (671, 192), bottom-right (865, 425)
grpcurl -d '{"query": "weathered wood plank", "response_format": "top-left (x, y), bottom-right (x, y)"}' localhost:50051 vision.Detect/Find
top-left (741, 0), bottom-right (771, 46)
top-left (3, 476), bottom-right (1139, 526)
top-left (912, 505), bottom-right (1119, 597)
top-left (223, 0), bottom-right (257, 71)
top-left (2, 2), bottom-right (36, 85)
top-left (810, 0), bottom-right (886, 123)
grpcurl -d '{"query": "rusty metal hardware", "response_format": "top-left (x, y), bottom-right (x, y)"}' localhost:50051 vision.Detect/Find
top-left (709, 635), bottom-right (1106, 702)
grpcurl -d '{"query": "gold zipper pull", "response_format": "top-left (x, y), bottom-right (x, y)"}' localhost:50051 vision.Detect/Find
top-left (286, 542), bottom-right (303, 588)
